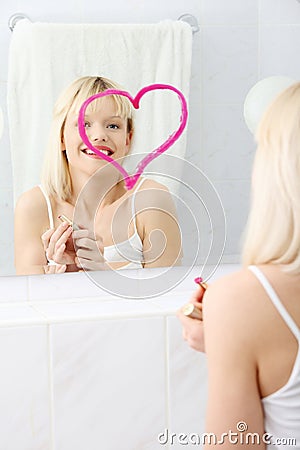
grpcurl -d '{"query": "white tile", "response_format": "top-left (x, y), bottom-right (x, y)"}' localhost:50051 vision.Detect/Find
top-left (0, 26), bottom-right (10, 82)
top-left (80, 1), bottom-right (200, 24)
top-left (18, 0), bottom-right (82, 22)
top-left (29, 266), bottom-right (241, 318)
top-left (172, 264), bottom-right (240, 292)
top-left (28, 272), bottom-right (96, 302)
top-left (0, 304), bottom-right (46, 326)
top-left (0, 275), bottom-right (27, 302)
top-left (85, 268), bottom-right (143, 299)
top-left (1, 62), bottom-right (32, 274)
top-left (202, 103), bottom-right (255, 180)
top-left (0, 325), bottom-right (51, 450)
top-left (138, 266), bottom-right (195, 298)
top-left (51, 317), bottom-right (166, 450)
top-left (33, 297), bottom-right (163, 322)
top-left (0, 141), bottom-right (11, 185)
top-left (28, 269), bottom-right (140, 301)
top-left (176, 164), bottom-right (228, 268)
top-left (208, 263), bottom-right (240, 280)
top-left (260, 0), bottom-right (281, 24)
top-left (150, 292), bottom-right (195, 314)
top-left (135, 266), bottom-right (194, 299)
top-left (0, 82), bottom-right (14, 188)
top-left (185, 36), bottom-right (201, 166)
top-left (202, 26), bottom-right (258, 104)
top-left (167, 316), bottom-right (208, 449)
top-left (149, 264), bottom-right (241, 312)
top-left (260, 25), bottom-right (300, 79)
top-left (27, 264), bottom-right (240, 303)
top-left (0, 188), bottom-right (14, 238)
top-left (260, 0), bottom-right (300, 25)
top-left (0, 243), bottom-right (15, 276)
top-left (164, 266), bottom-right (205, 292)
top-left (180, 221), bottom-right (203, 267)
top-left (213, 180), bottom-right (251, 257)
top-left (202, 0), bottom-right (258, 25)
top-left (0, 1), bottom-right (22, 27)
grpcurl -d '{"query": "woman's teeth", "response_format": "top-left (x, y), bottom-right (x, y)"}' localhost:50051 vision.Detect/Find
top-left (83, 149), bottom-right (111, 156)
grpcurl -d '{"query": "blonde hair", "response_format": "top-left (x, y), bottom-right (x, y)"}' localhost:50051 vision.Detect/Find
top-left (242, 82), bottom-right (300, 273)
top-left (41, 76), bottom-right (134, 201)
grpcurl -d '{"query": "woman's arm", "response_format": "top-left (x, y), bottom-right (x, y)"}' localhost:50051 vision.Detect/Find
top-left (14, 188), bottom-right (50, 274)
top-left (14, 188), bottom-right (75, 274)
top-left (203, 273), bottom-right (265, 449)
top-left (138, 181), bottom-right (182, 268)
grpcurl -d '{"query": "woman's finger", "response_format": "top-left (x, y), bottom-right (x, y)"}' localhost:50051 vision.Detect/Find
top-left (190, 285), bottom-right (206, 304)
top-left (53, 226), bottom-right (73, 252)
top-left (76, 257), bottom-right (106, 271)
top-left (41, 228), bottom-right (55, 251)
top-left (74, 237), bottom-right (96, 249)
top-left (54, 243), bottom-right (66, 261)
top-left (47, 226), bottom-right (72, 259)
top-left (76, 247), bottom-right (105, 262)
top-left (55, 264), bottom-right (67, 273)
top-left (72, 229), bottom-right (91, 240)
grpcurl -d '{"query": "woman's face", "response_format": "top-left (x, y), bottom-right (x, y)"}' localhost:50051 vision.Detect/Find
top-left (62, 96), bottom-right (132, 178)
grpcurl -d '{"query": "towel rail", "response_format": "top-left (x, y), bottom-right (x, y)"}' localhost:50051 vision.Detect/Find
top-left (8, 13), bottom-right (31, 31)
top-left (178, 14), bottom-right (200, 33)
top-left (8, 12), bottom-right (199, 33)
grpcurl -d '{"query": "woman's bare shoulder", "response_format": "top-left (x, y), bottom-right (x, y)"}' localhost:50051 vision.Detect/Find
top-left (135, 178), bottom-right (176, 218)
top-left (204, 267), bottom-right (265, 312)
top-left (208, 267), bottom-right (259, 292)
top-left (139, 178), bottom-right (169, 192)
top-left (202, 266), bottom-right (277, 352)
top-left (15, 186), bottom-right (48, 220)
top-left (203, 267), bottom-right (270, 358)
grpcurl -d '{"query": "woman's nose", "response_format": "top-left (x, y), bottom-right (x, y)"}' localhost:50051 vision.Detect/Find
top-left (89, 124), bottom-right (107, 142)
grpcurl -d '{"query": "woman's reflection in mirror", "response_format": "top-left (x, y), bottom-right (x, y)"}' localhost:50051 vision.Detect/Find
top-left (14, 76), bottom-right (182, 275)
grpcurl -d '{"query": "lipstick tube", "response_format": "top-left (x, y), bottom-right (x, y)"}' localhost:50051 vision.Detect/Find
top-left (194, 276), bottom-right (208, 291)
top-left (58, 214), bottom-right (80, 231)
top-left (182, 303), bottom-right (202, 320)
top-left (181, 277), bottom-right (209, 319)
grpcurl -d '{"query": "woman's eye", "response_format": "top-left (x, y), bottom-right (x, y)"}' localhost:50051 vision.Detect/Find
top-left (108, 124), bottom-right (119, 130)
top-left (84, 122), bottom-right (91, 128)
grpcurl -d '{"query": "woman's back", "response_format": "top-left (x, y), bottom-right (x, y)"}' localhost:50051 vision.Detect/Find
top-left (203, 265), bottom-right (300, 449)
top-left (249, 266), bottom-right (300, 448)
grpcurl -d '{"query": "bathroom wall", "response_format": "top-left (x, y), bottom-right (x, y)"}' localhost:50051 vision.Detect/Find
top-left (1, 0), bottom-right (300, 275)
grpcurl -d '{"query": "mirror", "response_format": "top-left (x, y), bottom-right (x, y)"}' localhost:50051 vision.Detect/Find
top-left (4, 15), bottom-right (214, 278)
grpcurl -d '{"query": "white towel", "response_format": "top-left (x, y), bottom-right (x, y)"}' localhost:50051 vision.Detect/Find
top-left (8, 19), bottom-right (192, 203)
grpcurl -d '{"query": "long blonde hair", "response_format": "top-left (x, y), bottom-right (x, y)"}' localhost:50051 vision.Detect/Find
top-left (41, 76), bottom-right (134, 201)
top-left (242, 82), bottom-right (300, 273)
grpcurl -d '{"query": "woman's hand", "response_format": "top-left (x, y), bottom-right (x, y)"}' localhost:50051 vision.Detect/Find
top-left (176, 285), bottom-right (206, 352)
top-left (43, 263), bottom-right (68, 274)
top-left (73, 229), bottom-right (107, 271)
top-left (41, 222), bottom-right (76, 267)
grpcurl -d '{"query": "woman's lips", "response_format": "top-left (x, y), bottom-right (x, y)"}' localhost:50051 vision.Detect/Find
top-left (81, 146), bottom-right (113, 157)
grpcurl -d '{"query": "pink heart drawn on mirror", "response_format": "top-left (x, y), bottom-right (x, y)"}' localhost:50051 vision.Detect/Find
top-left (78, 83), bottom-right (188, 190)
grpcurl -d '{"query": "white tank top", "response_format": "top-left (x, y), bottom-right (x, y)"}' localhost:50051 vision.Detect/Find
top-left (39, 179), bottom-right (145, 269)
top-left (249, 266), bottom-right (300, 450)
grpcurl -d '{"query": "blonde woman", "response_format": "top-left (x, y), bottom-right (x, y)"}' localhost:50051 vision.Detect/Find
top-left (178, 83), bottom-right (300, 448)
top-left (15, 76), bottom-right (182, 275)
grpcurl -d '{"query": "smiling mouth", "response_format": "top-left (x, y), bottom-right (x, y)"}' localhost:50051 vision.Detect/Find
top-left (81, 146), bottom-right (113, 157)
